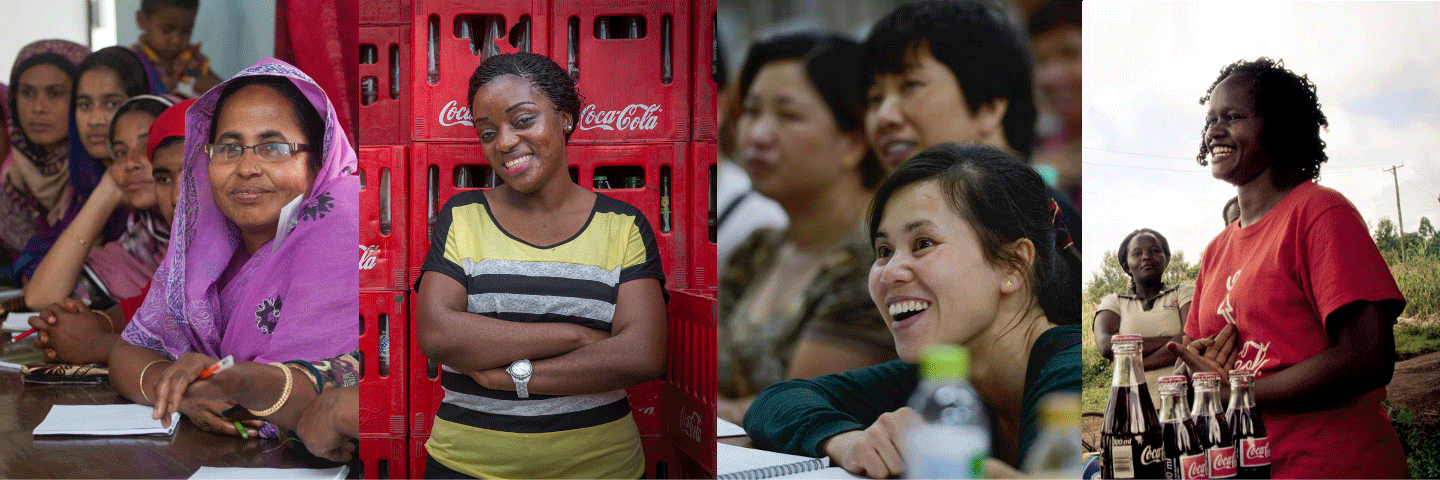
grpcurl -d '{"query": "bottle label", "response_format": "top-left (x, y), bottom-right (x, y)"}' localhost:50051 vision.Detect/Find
top-left (1181, 452), bottom-right (1209, 480)
top-left (1110, 439), bottom-right (1135, 478)
top-left (1140, 444), bottom-right (1165, 467)
top-left (1208, 446), bottom-right (1237, 478)
top-left (1240, 437), bottom-right (1270, 467)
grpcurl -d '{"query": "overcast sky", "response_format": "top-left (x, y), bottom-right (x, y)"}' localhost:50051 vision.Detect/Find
top-left (1082, 1), bottom-right (1440, 282)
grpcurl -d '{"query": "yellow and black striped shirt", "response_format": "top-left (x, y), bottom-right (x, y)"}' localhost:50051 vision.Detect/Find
top-left (420, 190), bottom-right (664, 479)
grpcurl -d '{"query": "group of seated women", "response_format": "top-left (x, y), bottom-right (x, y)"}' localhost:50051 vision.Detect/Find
top-left (5, 38), bottom-right (359, 462)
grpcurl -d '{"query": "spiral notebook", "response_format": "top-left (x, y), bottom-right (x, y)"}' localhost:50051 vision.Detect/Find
top-left (718, 442), bottom-right (830, 479)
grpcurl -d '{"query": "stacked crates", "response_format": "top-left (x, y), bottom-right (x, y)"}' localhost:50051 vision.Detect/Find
top-left (358, 0), bottom-right (717, 477)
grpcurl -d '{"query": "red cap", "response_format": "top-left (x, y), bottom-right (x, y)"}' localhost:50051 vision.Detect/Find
top-left (147, 98), bottom-right (197, 160)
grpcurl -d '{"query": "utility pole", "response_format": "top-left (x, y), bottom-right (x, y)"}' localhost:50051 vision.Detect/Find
top-left (1384, 164), bottom-right (1405, 261)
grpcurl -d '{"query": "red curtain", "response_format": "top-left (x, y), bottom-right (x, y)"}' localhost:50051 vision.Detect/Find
top-left (274, 0), bottom-right (358, 149)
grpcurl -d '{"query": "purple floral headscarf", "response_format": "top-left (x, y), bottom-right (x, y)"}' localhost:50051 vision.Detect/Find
top-left (122, 58), bottom-right (358, 366)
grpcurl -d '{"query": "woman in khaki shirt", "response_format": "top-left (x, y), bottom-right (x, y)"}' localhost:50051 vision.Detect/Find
top-left (1093, 228), bottom-right (1193, 403)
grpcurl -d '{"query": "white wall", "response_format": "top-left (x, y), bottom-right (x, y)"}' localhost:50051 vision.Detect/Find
top-left (0, 0), bottom-right (90, 84)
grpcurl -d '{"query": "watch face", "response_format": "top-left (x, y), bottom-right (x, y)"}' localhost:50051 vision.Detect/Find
top-left (509, 360), bottom-right (531, 377)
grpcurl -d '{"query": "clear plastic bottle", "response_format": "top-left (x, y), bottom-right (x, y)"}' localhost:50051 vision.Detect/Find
top-left (903, 345), bottom-right (990, 479)
top-left (1022, 393), bottom-right (1083, 478)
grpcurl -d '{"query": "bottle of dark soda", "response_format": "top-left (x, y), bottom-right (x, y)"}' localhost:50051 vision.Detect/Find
top-left (1227, 370), bottom-right (1270, 478)
top-left (1101, 334), bottom-right (1165, 479)
top-left (1159, 376), bottom-right (1208, 479)
top-left (1191, 372), bottom-right (1236, 479)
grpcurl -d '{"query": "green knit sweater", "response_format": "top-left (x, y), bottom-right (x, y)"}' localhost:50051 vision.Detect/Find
top-left (742, 324), bottom-right (1081, 466)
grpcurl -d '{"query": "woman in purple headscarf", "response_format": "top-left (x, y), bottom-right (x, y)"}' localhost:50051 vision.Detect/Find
top-left (0, 39), bottom-right (90, 289)
top-left (109, 59), bottom-right (358, 442)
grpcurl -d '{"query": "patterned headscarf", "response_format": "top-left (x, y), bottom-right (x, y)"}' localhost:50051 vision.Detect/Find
top-left (122, 58), bottom-right (358, 369)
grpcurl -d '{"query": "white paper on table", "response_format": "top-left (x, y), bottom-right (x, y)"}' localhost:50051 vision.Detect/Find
top-left (188, 466), bottom-right (349, 480)
top-left (33, 404), bottom-right (180, 436)
top-left (718, 417), bottom-right (747, 437)
top-left (773, 466), bottom-right (868, 479)
top-left (3, 312), bottom-right (38, 332)
top-left (718, 442), bottom-right (829, 479)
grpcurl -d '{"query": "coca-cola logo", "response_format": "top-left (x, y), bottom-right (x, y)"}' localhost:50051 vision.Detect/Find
top-left (1235, 341), bottom-right (1273, 374)
top-left (1241, 438), bottom-right (1270, 465)
top-left (578, 103), bottom-right (661, 131)
top-left (1182, 454), bottom-right (1209, 480)
top-left (360, 245), bottom-right (379, 270)
top-left (1210, 447), bottom-right (1237, 475)
top-left (1140, 445), bottom-right (1164, 465)
top-left (439, 100), bottom-right (473, 127)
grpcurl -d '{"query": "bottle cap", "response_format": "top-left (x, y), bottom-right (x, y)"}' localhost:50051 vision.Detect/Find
top-left (1228, 370), bottom-right (1255, 382)
top-left (1110, 334), bottom-right (1143, 343)
top-left (918, 345), bottom-right (970, 380)
top-left (1192, 372), bottom-right (1221, 380)
top-left (1158, 375), bottom-right (1187, 394)
top-left (1158, 375), bottom-right (1187, 385)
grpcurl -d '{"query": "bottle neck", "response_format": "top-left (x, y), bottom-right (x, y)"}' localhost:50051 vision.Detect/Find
top-left (1110, 345), bottom-right (1144, 387)
top-left (1228, 382), bottom-right (1254, 410)
top-left (1191, 386), bottom-right (1218, 416)
top-left (1159, 390), bottom-right (1186, 423)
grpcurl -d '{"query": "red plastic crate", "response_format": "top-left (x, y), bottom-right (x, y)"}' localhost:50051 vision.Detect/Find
top-left (360, 292), bottom-right (408, 437)
top-left (691, 0), bottom-right (717, 141)
top-left (688, 141), bottom-right (717, 290)
top-left (405, 142), bottom-right (690, 291)
top-left (410, 0), bottom-right (550, 142)
top-left (360, 26), bottom-right (412, 146)
top-left (548, 0), bottom-right (693, 144)
top-left (359, 435), bottom-right (407, 479)
top-left (359, 146), bottom-right (409, 291)
top-left (407, 296), bottom-right (445, 437)
top-left (360, 0), bottom-right (411, 25)
top-left (627, 379), bottom-right (665, 437)
top-left (408, 434), bottom-right (430, 480)
top-left (666, 288), bottom-right (717, 476)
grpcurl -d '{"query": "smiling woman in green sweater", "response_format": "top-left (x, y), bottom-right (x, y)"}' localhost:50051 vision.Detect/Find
top-left (743, 144), bottom-right (1081, 478)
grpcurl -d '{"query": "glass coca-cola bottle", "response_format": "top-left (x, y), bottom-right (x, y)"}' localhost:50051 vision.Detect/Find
top-left (1227, 370), bottom-right (1270, 478)
top-left (1159, 376), bottom-right (1208, 480)
top-left (1191, 372), bottom-right (1236, 478)
top-left (1101, 334), bottom-right (1164, 479)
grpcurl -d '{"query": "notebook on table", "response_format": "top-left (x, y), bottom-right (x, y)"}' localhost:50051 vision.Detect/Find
top-left (33, 404), bottom-right (180, 436)
top-left (718, 442), bottom-right (832, 479)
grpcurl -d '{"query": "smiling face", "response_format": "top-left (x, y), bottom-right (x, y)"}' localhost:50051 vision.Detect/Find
top-left (151, 140), bottom-right (183, 223)
top-left (76, 67), bottom-right (128, 161)
top-left (1204, 74), bottom-right (1270, 186)
top-left (865, 44), bottom-right (1005, 170)
top-left (208, 83), bottom-right (318, 244)
top-left (15, 63), bottom-right (72, 153)
top-left (108, 110), bottom-right (158, 210)
top-left (868, 181), bottom-right (1008, 363)
top-left (1123, 233), bottom-right (1168, 285)
top-left (470, 74), bottom-right (572, 194)
top-left (1033, 24), bottom-right (1082, 128)
top-left (737, 59), bottom-right (864, 204)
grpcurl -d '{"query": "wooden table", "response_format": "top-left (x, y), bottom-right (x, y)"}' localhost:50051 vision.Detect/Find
top-left (0, 340), bottom-right (358, 478)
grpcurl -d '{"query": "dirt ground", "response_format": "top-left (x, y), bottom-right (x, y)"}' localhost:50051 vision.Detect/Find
top-left (1388, 350), bottom-right (1440, 428)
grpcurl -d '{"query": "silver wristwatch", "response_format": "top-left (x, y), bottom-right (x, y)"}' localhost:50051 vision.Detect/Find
top-left (506, 359), bottom-right (532, 398)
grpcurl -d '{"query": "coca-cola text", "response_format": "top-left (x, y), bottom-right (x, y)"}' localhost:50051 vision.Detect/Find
top-left (438, 100), bottom-right (473, 127)
top-left (578, 103), bottom-right (661, 131)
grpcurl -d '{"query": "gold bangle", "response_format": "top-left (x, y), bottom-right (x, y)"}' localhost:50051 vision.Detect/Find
top-left (93, 310), bottom-right (115, 333)
top-left (62, 230), bottom-right (91, 247)
top-left (138, 359), bottom-right (171, 403)
top-left (247, 362), bottom-right (293, 417)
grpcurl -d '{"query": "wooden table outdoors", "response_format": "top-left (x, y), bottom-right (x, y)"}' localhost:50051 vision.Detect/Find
top-left (0, 340), bottom-right (358, 478)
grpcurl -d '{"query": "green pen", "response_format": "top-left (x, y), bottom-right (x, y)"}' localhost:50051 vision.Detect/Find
top-left (234, 421), bottom-right (249, 439)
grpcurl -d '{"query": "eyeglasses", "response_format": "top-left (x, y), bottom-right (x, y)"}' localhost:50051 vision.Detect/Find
top-left (204, 142), bottom-right (310, 162)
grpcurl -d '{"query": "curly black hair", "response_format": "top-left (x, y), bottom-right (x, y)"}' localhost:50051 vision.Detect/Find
top-left (1115, 228), bottom-right (1169, 277)
top-left (1197, 57), bottom-right (1328, 189)
top-left (467, 52), bottom-right (583, 141)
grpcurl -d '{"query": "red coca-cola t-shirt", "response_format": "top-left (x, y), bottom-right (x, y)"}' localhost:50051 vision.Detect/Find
top-left (1186, 181), bottom-right (1408, 479)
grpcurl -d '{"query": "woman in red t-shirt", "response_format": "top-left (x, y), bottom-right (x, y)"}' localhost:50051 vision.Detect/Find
top-left (1171, 57), bottom-right (1408, 479)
